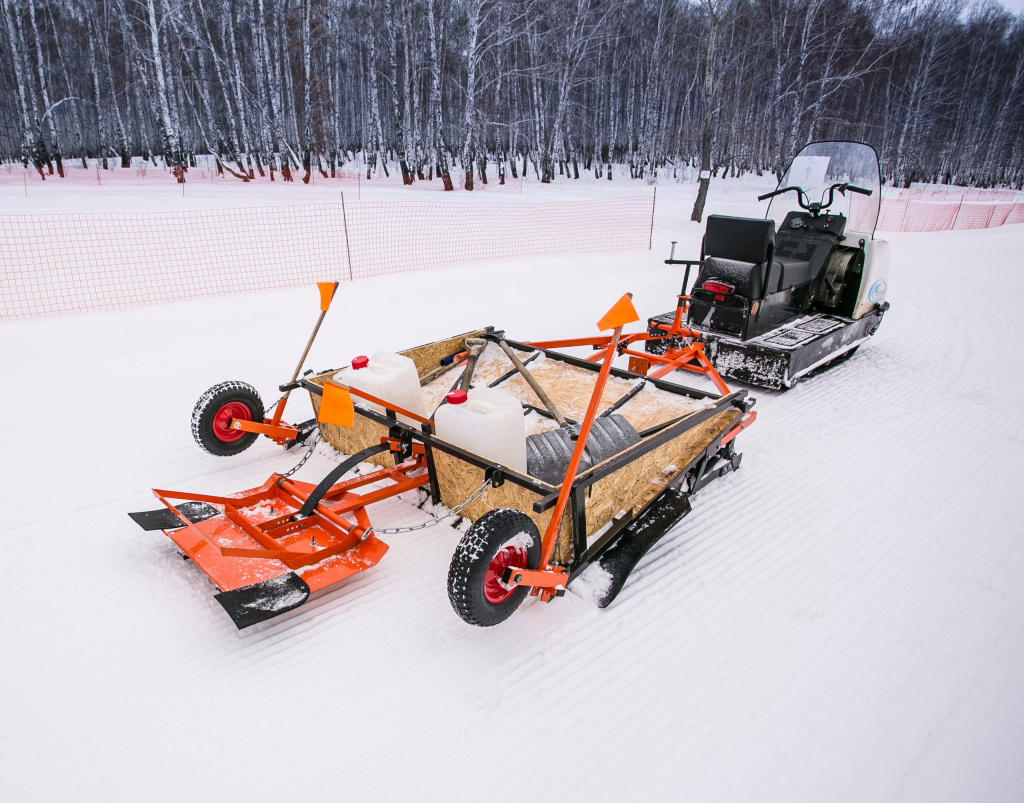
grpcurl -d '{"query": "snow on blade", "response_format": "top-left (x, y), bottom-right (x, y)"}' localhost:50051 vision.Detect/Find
top-left (568, 562), bottom-right (614, 606)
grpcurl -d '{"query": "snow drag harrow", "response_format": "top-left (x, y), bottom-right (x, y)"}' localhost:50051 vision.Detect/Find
top-left (131, 291), bottom-right (755, 629)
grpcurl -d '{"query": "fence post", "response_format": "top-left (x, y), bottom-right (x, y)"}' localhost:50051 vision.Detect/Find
top-left (340, 191), bottom-right (355, 281)
top-left (951, 194), bottom-right (964, 230)
top-left (648, 187), bottom-right (657, 250)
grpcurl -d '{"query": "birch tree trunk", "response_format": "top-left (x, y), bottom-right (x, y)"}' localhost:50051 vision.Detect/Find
top-left (462, 0), bottom-right (482, 190)
top-left (365, 18), bottom-right (389, 178)
top-left (1, 0), bottom-right (36, 165)
top-left (691, 0), bottom-right (721, 223)
top-left (145, 0), bottom-right (181, 175)
top-left (87, 18), bottom-right (108, 168)
top-left (426, 0), bottom-right (453, 189)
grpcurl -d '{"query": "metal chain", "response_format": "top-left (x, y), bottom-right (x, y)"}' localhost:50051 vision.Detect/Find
top-left (374, 478), bottom-right (491, 534)
top-left (280, 426), bottom-right (490, 534)
top-left (279, 426), bottom-right (324, 479)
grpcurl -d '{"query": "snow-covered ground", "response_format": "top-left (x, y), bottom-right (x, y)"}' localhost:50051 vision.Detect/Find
top-left (1, 181), bottom-right (1023, 801)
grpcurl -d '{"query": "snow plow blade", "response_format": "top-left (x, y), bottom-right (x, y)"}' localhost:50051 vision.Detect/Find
top-left (128, 450), bottom-right (428, 628)
top-left (128, 502), bottom-right (220, 531)
top-left (214, 572), bottom-right (311, 629)
top-left (594, 487), bottom-right (692, 608)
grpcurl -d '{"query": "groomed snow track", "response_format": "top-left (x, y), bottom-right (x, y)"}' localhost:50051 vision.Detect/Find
top-left (1, 185), bottom-right (1022, 802)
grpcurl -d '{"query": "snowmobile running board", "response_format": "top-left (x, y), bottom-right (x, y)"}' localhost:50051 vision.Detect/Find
top-left (647, 306), bottom-right (887, 390)
top-left (129, 442), bottom-right (429, 629)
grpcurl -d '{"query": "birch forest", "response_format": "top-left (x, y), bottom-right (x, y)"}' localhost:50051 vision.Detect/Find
top-left (2, 0), bottom-right (1023, 189)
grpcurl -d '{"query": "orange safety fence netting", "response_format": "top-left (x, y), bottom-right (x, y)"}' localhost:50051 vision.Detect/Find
top-left (0, 196), bottom-right (654, 320)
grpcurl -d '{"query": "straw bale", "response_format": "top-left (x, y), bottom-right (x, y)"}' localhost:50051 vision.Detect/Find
top-left (580, 408), bottom-right (741, 546)
top-left (418, 341), bottom-right (535, 415)
top-left (433, 448), bottom-right (572, 551)
top-left (399, 328), bottom-right (489, 379)
top-left (524, 410), bottom-right (561, 437)
top-left (422, 370), bottom-right (460, 415)
top-left (615, 384), bottom-right (713, 431)
top-left (467, 341), bottom-right (714, 432)
top-left (433, 406), bottom-right (740, 564)
top-left (463, 343), bottom-right (637, 420)
top-left (463, 341), bottom-right (533, 387)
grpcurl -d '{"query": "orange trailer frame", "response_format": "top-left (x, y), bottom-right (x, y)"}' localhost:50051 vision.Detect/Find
top-left (131, 294), bottom-right (755, 629)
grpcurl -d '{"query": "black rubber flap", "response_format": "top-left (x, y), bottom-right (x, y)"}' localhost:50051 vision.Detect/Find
top-left (595, 488), bottom-right (692, 608)
top-left (128, 502), bottom-right (221, 531)
top-left (214, 572), bottom-right (311, 629)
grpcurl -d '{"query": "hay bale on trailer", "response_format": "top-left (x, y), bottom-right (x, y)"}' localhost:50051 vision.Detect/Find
top-left (308, 331), bottom-right (744, 565)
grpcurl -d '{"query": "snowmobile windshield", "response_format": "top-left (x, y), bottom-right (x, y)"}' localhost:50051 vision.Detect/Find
top-left (766, 141), bottom-right (881, 239)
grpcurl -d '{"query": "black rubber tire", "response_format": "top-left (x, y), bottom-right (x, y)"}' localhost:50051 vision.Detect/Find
top-left (447, 508), bottom-right (541, 627)
top-left (191, 381), bottom-right (265, 456)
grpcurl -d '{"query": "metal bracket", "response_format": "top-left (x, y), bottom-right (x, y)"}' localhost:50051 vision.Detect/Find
top-left (500, 566), bottom-right (568, 591)
top-left (484, 466), bottom-right (506, 488)
top-left (385, 428), bottom-right (414, 462)
top-left (284, 418), bottom-right (319, 450)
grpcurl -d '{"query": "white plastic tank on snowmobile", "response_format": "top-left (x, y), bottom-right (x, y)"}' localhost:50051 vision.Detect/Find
top-left (434, 386), bottom-right (528, 473)
top-left (852, 238), bottom-right (891, 319)
top-left (336, 351), bottom-right (427, 426)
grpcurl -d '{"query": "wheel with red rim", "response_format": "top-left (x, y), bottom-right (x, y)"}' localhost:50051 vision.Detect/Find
top-left (191, 381), bottom-right (265, 456)
top-left (448, 508), bottom-right (541, 627)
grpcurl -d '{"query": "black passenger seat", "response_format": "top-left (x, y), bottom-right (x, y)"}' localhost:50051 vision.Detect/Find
top-left (694, 215), bottom-right (776, 299)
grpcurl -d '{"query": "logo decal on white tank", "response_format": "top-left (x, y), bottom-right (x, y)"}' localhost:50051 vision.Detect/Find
top-left (868, 279), bottom-right (888, 304)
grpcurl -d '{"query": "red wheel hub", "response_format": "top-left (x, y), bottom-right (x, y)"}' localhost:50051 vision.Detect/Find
top-left (211, 401), bottom-right (252, 443)
top-left (483, 542), bottom-right (529, 604)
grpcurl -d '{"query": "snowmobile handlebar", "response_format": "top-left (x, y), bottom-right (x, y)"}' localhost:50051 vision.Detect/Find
top-left (758, 182), bottom-right (873, 215)
top-left (758, 185), bottom-right (802, 202)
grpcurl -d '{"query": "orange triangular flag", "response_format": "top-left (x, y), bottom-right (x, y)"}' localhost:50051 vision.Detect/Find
top-left (596, 293), bottom-right (639, 331)
top-left (318, 282), bottom-right (339, 311)
top-left (318, 380), bottom-right (354, 427)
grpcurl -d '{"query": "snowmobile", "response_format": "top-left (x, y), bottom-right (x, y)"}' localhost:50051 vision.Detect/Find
top-left (647, 141), bottom-right (891, 389)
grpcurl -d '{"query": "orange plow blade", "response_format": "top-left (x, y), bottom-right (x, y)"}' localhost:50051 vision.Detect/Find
top-left (130, 453), bottom-right (428, 628)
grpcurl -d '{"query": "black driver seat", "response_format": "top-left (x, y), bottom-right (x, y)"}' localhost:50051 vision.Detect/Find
top-left (695, 215), bottom-right (776, 299)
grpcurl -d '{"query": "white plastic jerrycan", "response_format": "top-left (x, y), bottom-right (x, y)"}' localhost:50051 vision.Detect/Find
top-left (336, 351), bottom-right (427, 426)
top-left (434, 386), bottom-right (527, 473)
